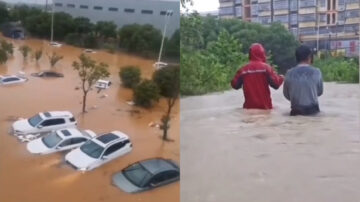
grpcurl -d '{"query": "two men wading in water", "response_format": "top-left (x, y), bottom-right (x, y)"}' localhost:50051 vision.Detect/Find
top-left (231, 43), bottom-right (323, 116)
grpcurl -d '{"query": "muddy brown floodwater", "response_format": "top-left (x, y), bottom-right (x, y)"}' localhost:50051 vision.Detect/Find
top-left (0, 35), bottom-right (179, 202)
top-left (181, 83), bottom-right (360, 202)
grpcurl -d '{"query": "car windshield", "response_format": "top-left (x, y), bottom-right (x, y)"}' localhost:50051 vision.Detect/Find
top-left (42, 132), bottom-right (63, 148)
top-left (80, 140), bottom-right (104, 159)
top-left (28, 114), bottom-right (43, 127)
top-left (123, 163), bottom-right (153, 188)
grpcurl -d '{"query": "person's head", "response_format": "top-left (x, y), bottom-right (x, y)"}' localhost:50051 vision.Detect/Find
top-left (249, 43), bottom-right (266, 63)
top-left (295, 45), bottom-right (313, 64)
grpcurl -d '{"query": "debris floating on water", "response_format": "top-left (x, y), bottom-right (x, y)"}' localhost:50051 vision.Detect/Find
top-left (126, 101), bottom-right (135, 106)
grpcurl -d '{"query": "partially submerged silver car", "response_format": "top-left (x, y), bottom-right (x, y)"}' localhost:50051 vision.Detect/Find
top-left (112, 158), bottom-right (179, 193)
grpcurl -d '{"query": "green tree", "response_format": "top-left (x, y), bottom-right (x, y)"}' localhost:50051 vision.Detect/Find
top-left (34, 49), bottom-right (43, 63)
top-left (153, 66), bottom-right (180, 140)
top-left (73, 54), bottom-right (110, 113)
top-left (119, 66), bottom-right (141, 88)
top-left (19, 45), bottom-right (31, 60)
top-left (52, 12), bottom-right (75, 40)
top-left (73, 17), bottom-right (94, 34)
top-left (133, 80), bottom-right (160, 108)
top-left (95, 21), bottom-right (117, 39)
top-left (48, 52), bottom-right (63, 68)
top-left (0, 48), bottom-right (8, 64)
top-left (0, 40), bottom-right (14, 56)
top-left (0, 2), bottom-right (9, 24)
top-left (118, 24), bottom-right (162, 56)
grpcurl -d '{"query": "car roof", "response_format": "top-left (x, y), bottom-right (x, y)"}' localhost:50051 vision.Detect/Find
top-left (93, 131), bottom-right (129, 147)
top-left (56, 128), bottom-right (85, 139)
top-left (0, 75), bottom-right (20, 79)
top-left (39, 111), bottom-right (73, 119)
top-left (140, 158), bottom-right (179, 175)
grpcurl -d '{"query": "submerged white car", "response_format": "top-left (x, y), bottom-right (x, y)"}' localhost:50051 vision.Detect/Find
top-left (65, 131), bottom-right (132, 172)
top-left (26, 128), bottom-right (96, 155)
top-left (0, 75), bottom-right (28, 85)
top-left (50, 42), bottom-right (62, 47)
top-left (12, 111), bottom-right (77, 140)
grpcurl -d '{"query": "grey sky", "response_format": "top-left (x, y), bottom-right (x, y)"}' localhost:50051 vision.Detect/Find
top-left (1, 0), bottom-right (49, 4)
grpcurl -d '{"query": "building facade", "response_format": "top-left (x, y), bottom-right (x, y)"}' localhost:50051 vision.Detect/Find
top-left (219, 0), bottom-right (359, 56)
top-left (53, 0), bottom-right (180, 37)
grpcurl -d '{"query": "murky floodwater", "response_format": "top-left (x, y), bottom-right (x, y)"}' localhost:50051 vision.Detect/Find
top-left (181, 83), bottom-right (360, 202)
top-left (0, 35), bottom-right (179, 202)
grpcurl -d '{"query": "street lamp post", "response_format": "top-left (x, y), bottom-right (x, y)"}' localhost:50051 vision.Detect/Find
top-left (157, 10), bottom-right (173, 67)
top-left (50, 2), bottom-right (54, 43)
top-left (316, 0), bottom-right (320, 57)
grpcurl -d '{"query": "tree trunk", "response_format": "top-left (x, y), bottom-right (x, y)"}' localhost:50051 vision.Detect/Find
top-left (82, 91), bottom-right (88, 113)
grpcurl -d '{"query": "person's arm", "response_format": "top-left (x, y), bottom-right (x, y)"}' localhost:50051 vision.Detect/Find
top-left (317, 70), bottom-right (323, 96)
top-left (231, 68), bottom-right (243, 90)
top-left (266, 66), bottom-right (284, 90)
top-left (283, 76), bottom-right (290, 101)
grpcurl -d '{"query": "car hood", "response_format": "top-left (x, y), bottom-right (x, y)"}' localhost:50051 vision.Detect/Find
top-left (65, 148), bottom-right (98, 170)
top-left (27, 138), bottom-right (50, 154)
top-left (112, 172), bottom-right (143, 193)
top-left (13, 119), bottom-right (34, 134)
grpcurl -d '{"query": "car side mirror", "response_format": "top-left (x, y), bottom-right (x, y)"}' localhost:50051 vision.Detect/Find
top-left (37, 125), bottom-right (43, 129)
top-left (150, 183), bottom-right (158, 187)
top-left (102, 155), bottom-right (108, 160)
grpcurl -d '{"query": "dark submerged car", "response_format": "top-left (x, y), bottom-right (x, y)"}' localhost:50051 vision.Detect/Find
top-left (112, 158), bottom-right (180, 193)
top-left (31, 71), bottom-right (64, 78)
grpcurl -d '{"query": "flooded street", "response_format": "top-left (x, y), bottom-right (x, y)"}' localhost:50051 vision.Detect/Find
top-left (181, 83), bottom-right (360, 202)
top-left (0, 36), bottom-right (179, 202)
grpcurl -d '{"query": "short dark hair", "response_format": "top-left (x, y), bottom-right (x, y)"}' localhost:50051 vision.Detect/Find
top-left (295, 45), bottom-right (313, 63)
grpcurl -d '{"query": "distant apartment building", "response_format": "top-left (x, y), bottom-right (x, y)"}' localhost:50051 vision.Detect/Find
top-left (53, 0), bottom-right (180, 37)
top-left (219, 0), bottom-right (359, 56)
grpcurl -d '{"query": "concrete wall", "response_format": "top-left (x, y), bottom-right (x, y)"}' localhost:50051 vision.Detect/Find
top-left (53, 0), bottom-right (180, 37)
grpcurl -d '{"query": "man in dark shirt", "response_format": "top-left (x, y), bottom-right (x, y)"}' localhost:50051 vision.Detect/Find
top-left (283, 45), bottom-right (323, 116)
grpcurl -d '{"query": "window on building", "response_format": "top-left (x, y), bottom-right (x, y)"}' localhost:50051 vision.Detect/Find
top-left (109, 7), bottom-right (118, 12)
top-left (299, 0), bottom-right (316, 8)
top-left (273, 0), bottom-right (288, 10)
top-left (235, 0), bottom-right (242, 4)
top-left (124, 8), bottom-right (135, 13)
top-left (299, 27), bottom-right (316, 35)
top-left (289, 0), bottom-right (298, 11)
top-left (219, 7), bottom-right (234, 15)
top-left (290, 13), bottom-right (298, 25)
top-left (298, 14), bottom-right (316, 22)
top-left (291, 28), bottom-right (298, 36)
top-left (259, 16), bottom-right (272, 24)
top-left (141, 10), bottom-right (153, 14)
top-left (160, 11), bottom-right (167, 15)
top-left (332, 13), bottom-right (336, 24)
top-left (67, 4), bottom-right (75, 8)
top-left (346, 10), bottom-right (360, 18)
top-left (258, 3), bottom-right (271, 11)
top-left (319, 0), bottom-right (326, 7)
top-left (235, 6), bottom-right (242, 17)
top-left (94, 6), bottom-right (103, 10)
top-left (54, 3), bottom-right (63, 7)
top-left (251, 4), bottom-right (258, 16)
top-left (274, 15), bottom-right (289, 23)
top-left (327, 13), bottom-right (331, 24)
top-left (80, 5), bottom-right (88, 9)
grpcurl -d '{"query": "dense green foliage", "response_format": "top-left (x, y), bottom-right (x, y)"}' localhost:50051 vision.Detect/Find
top-left (19, 45), bottom-right (31, 59)
top-left (0, 1), bottom-right (9, 24)
top-left (2, 5), bottom-right (179, 59)
top-left (133, 80), bottom-right (160, 108)
top-left (0, 48), bottom-right (7, 64)
top-left (119, 66), bottom-right (141, 88)
top-left (0, 39), bottom-right (13, 56)
top-left (153, 65), bottom-right (180, 98)
top-left (314, 57), bottom-right (359, 83)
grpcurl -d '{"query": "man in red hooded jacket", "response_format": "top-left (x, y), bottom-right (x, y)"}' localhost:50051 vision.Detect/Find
top-left (231, 43), bottom-right (284, 109)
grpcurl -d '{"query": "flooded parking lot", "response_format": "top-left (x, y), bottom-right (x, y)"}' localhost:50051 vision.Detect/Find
top-left (0, 36), bottom-right (179, 202)
top-left (181, 83), bottom-right (360, 202)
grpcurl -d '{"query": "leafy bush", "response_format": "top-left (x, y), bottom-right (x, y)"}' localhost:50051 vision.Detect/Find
top-left (0, 40), bottom-right (14, 56)
top-left (133, 80), bottom-right (160, 108)
top-left (181, 30), bottom-right (247, 95)
top-left (119, 66), bottom-right (141, 88)
top-left (0, 48), bottom-right (8, 64)
top-left (314, 57), bottom-right (359, 83)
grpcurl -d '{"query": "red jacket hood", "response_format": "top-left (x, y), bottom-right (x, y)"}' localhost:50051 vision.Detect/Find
top-left (249, 43), bottom-right (267, 63)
